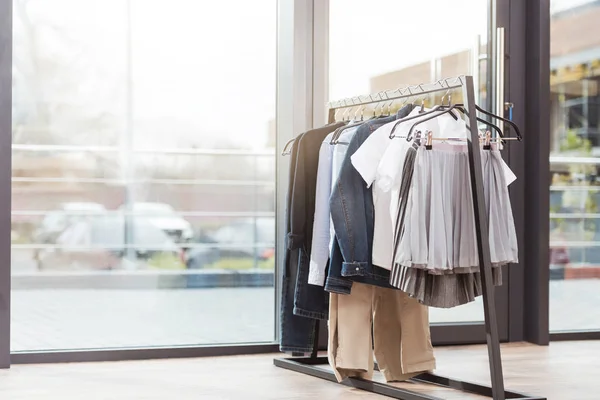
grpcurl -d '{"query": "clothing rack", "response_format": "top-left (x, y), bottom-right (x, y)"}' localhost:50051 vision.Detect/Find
top-left (274, 75), bottom-right (545, 400)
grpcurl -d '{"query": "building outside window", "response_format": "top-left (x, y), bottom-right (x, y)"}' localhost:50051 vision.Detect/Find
top-left (549, 0), bottom-right (600, 332)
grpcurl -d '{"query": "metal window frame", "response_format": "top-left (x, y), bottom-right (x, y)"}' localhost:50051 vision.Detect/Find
top-left (11, 344), bottom-right (281, 365)
top-left (496, 0), bottom-right (551, 345)
top-left (0, 0), bottom-right (11, 370)
top-left (521, 0), bottom-right (551, 345)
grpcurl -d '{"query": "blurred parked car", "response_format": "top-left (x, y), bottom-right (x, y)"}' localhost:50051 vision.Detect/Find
top-left (35, 216), bottom-right (184, 271)
top-left (119, 202), bottom-right (194, 244)
top-left (33, 202), bottom-right (107, 245)
top-left (186, 218), bottom-right (274, 269)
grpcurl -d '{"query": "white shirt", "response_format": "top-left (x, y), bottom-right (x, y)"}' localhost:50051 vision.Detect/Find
top-left (308, 125), bottom-right (359, 286)
top-left (352, 110), bottom-right (464, 270)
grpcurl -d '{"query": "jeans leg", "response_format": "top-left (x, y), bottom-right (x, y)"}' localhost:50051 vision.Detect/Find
top-left (294, 247), bottom-right (329, 319)
top-left (280, 248), bottom-right (317, 354)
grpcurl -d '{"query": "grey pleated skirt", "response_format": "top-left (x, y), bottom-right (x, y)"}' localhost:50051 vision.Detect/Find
top-left (390, 143), bottom-right (517, 308)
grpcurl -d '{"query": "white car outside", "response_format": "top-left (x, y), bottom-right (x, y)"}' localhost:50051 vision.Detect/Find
top-left (120, 202), bottom-right (194, 242)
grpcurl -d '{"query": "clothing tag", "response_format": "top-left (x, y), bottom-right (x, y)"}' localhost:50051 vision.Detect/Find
top-left (501, 158), bottom-right (517, 186)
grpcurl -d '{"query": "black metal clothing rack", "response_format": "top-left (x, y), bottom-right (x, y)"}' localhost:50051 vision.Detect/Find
top-left (274, 76), bottom-right (545, 400)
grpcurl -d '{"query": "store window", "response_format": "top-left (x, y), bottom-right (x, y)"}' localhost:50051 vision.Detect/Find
top-left (549, 0), bottom-right (600, 332)
top-left (329, 0), bottom-right (488, 325)
top-left (11, 0), bottom-right (277, 351)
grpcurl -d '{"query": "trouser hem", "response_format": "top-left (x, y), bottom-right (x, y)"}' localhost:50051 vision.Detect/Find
top-left (402, 359), bottom-right (437, 374)
top-left (382, 370), bottom-right (422, 383)
top-left (293, 306), bottom-right (328, 320)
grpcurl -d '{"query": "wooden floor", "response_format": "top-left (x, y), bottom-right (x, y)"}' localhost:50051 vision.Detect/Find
top-left (0, 341), bottom-right (598, 399)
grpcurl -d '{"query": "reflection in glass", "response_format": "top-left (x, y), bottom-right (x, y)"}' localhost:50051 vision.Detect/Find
top-left (11, 0), bottom-right (277, 351)
top-left (550, 0), bottom-right (600, 331)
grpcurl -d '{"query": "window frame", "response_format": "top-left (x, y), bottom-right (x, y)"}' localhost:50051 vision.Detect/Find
top-left (0, 0), bottom-right (12, 369)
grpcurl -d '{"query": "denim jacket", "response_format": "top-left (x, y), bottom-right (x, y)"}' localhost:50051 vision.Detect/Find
top-left (329, 106), bottom-right (413, 287)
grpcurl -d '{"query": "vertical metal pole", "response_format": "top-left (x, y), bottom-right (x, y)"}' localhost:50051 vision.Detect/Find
top-left (123, 0), bottom-right (136, 264)
top-left (0, 0), bottom-right (11, 368)
top-left (461, 75), bottom-right (505, 399)
top-left (523, 0), bottom-right (550, 346)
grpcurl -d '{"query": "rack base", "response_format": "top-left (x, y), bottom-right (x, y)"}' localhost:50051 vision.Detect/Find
top-left (274, 357), bottom-right (546, 400)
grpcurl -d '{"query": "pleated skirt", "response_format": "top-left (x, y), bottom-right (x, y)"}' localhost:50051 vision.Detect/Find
top-left (390, 144), bottom-right (518, 308)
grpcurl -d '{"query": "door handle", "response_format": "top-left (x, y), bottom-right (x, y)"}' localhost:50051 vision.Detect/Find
top-left (472, 34), bottom-right (481, 105)
top-left (496, 26), bottom-right (506, 119)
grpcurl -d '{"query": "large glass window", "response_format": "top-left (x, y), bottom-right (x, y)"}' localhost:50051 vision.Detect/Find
top-left (329, 0), bottom-right (489, 325)
top-left (549, 0), bottom-right (600, 332)
top-left (11, 0), bottom-right (277, 351)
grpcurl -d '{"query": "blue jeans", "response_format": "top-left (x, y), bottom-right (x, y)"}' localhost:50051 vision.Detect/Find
top-left (280, 247), bottom-right (319, 353)
top-left (294, 246), bottom-right (329, 319)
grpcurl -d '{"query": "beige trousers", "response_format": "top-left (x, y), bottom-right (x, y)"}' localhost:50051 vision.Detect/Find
top-left (328, 282), bottom-right (436, 383)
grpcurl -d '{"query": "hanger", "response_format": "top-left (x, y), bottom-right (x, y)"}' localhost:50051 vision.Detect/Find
top-left (403, 104), bottom-right (463, 141)
top-left (388, 83), bottom-right (464, 138)
top-left (455, 103), bottom-right (523, 141)
top-left (444, 104), bottom-right (505, 141)
top-left (331, 94), bottom-right (388, 145)
top-left (394, 97), bottom-right (506, 142)
top-left (437, 102), bottom-right (519, 143)
top-left (389, 102), bottom-right (458, 138)
top-left (281, 138), bottom-right (296, 156)
top-left (406, 101), bottom-right (522, 143)
top-left (432, 85), bottom-right (459, 120)
top-left (330, 103), bottom-right (367, 145)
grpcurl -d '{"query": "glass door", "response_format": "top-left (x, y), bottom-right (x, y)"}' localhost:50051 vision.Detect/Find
top-left (327, 0), bottom-right (510, 343)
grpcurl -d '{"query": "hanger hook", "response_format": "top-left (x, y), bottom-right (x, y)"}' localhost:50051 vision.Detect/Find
top-left (334, 101), bottom-right (344, 121)
top-left (374, 93), bottom-right (384, 117)
top-left (441, 88), bottom-right (450, 106)
top-left (381, 92), bottom-right (391, 116)
top-left (380, 91), bottom-right (390, 115)
top-left (355, 97), bottom-right (363, 120)
top-left (378, 100), bottom-right (384, 116)
top-left (402, 87), bottom-right (411, 106)
top-left (342, 101), bottom-right (352, 121)
top-left (411, 84), bottom-right (425, 105)
top-left (349, 97), bottom-right (359, 121)
top-left (352, 105), bottom-right (359, 121)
